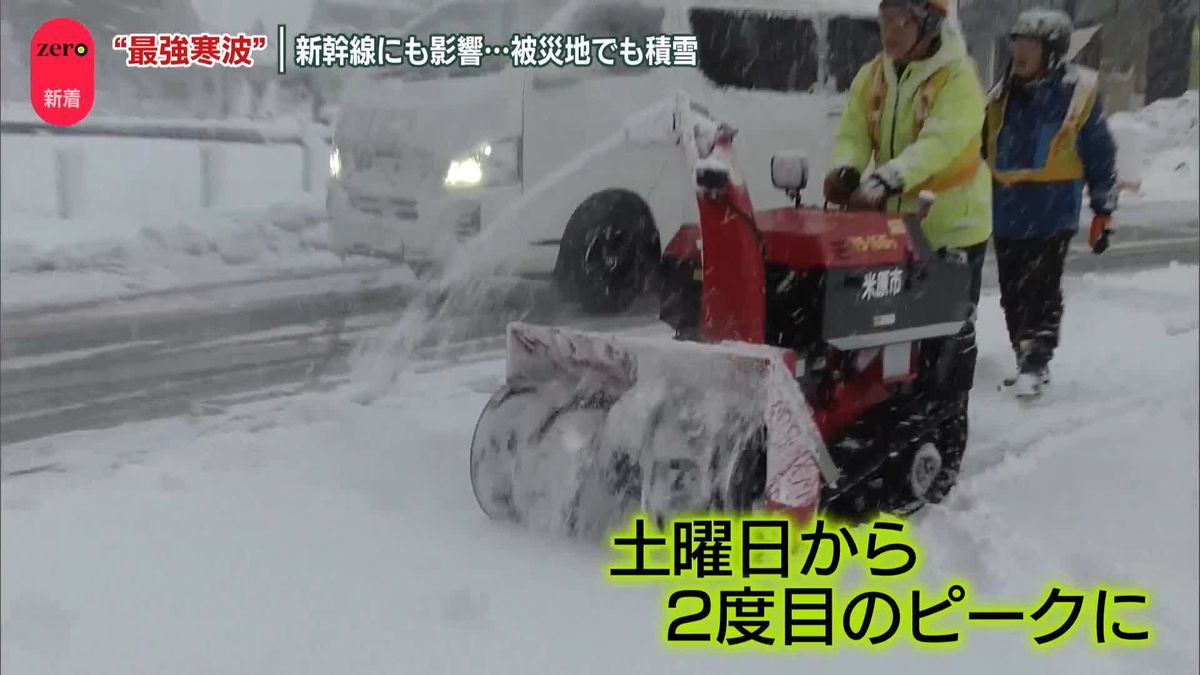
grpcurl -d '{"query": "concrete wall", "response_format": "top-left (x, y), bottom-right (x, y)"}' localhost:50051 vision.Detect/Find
top-left (0, 127), bottom-right (329, 221)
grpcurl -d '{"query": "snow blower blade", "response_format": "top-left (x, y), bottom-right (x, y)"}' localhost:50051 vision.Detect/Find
top-left (469, 322), bottom-right (831, 538)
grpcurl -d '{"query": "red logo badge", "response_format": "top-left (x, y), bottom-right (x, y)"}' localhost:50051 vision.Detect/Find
top-left (30, 18), bottom-right (95, 126)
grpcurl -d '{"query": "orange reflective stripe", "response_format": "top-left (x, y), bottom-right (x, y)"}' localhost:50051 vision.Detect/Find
top-left (991, 164), bottom-right (1084, 185)
top-left (863, 57), bottom-right (886, 152)
top-left (918, 146), bottom-right (983, 193)
top-left (914, 67), bottom-right (953, 135)
top-left (865, 59), bottom-right (952, 153)
top-left (1062, 68), bottom-right (1100, 134)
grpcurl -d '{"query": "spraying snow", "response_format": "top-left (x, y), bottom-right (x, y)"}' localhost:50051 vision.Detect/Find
top-left (344, 97), bottom-right (683, 402)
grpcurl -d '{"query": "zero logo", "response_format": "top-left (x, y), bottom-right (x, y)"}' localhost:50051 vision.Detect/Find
top-left (30, 18), bottom-right (95, 126)
top-left (36, 43), bottom-right (89, 57)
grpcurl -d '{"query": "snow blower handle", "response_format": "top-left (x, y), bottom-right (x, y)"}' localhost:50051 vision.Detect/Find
top-left (917, 190), bottom-right (936, 219)
top-left (897, 191), bottom-right (938, 278)
top-left (906, 190), bottom-right (971, 271)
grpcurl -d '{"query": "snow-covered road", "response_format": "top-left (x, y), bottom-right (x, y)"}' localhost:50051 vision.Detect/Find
top-left (0, 265), bottom-right (417, 444)
top-left (4, 224), bottom-right (1196, 444)
top-left (2, 262), bottom-right (1196, 675)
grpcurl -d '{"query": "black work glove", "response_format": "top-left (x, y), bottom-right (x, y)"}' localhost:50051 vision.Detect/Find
top-left (823, 166), bottom-right (860, 206)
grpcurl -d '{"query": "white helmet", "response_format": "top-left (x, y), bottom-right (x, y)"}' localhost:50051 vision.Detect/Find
top-left (1009, 9), bottom-right (1074, 68)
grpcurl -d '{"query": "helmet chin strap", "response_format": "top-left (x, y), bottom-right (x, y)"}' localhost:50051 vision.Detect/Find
top-left (896, 30), bottom-right (932, 65)
top-left (897, 36), bottom-right (922, 64)
top-left (1044, 49), bottom-right (1065, 75)
top-left (900, 7), bottom-right (940, 64)
top-left (882, 1), bottom-right (941, 66)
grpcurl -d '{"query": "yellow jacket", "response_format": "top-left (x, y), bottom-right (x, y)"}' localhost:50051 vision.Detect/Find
top-left (829, 21), bottom-right (992, 250)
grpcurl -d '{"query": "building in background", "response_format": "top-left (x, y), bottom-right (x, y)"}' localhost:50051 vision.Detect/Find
top-left (959, 0), bottom-right (1199, 111)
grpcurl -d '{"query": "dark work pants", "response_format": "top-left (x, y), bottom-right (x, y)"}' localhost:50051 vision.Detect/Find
top-left (917, 239), bottom-right (988, 502)
top-left (993, 232), bottom-right (1073, 372)
top-left (917, 239), bottom-right (990, 399)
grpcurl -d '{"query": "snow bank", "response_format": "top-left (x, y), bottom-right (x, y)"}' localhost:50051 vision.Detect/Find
top-left (2, 264), bottom-right (1196, 675)
top-left (0, 197), bottom-right (348, 310)
top-left (1110, 90), bottom-right (1200, 202)
top-left (1139, 145), bottom-right (1200, 203)
top-left (1111, 90), bottom-right (1200, 155)
top-left (0, 111), bottom-right (350, 309)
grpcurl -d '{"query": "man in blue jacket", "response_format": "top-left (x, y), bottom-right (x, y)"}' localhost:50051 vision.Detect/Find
top-left (984, 9), bottom-right (1118, 399)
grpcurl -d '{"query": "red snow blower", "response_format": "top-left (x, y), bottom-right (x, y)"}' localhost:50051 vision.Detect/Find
top-left (469, 95), bottom-right (977, 538)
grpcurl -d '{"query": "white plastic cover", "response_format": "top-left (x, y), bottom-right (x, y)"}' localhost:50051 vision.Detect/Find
top-left (770, 151), bottom-right (810, 192)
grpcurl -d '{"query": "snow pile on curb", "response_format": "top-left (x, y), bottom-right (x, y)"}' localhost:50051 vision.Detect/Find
top-left (1110, 90), bottom-right (1199, 202)
top-left (1111, 90), bottom-right (1199, 154)
top-left (1141, 145), bottom-right (1200, 203)
top-left (0, 197), bottom-right (351, 310)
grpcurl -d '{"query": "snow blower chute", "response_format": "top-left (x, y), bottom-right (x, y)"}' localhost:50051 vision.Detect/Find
top-left (469, 94), bottom-right (978, 538)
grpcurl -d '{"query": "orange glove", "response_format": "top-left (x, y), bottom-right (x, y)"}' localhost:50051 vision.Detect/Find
top-left (1089, 215), bottom-right (1113, 254)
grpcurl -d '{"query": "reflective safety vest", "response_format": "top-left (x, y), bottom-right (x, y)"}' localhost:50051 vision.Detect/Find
top-left (985, 66), bottom-right (1101, 186)
top-left (862, 56), bottom-right (984, 196)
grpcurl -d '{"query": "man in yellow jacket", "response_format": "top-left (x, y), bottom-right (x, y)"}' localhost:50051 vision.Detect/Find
top-left (823, 0), bottom-right (993, 505)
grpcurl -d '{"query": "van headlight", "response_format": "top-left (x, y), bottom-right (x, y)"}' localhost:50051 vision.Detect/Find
top-left (445, 155), bottom-right (482, 187)
top-left (329, 145), bottom-right (342, 179)
top-left (444, 137), bottom-right (521, 189)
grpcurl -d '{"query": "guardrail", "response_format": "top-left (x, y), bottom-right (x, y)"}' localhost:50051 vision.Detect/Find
top-left (0, 116), bottom-right (333, 145)
top-left (0, 115), bottom-right (334, 220)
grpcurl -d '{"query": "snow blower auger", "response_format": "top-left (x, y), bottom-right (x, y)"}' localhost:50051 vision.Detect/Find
top-left (469, 93), bottom-right (977, 539)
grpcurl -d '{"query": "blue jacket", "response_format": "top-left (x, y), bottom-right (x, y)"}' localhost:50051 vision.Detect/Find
top-left (986, 65), bottom-right (1119, 240)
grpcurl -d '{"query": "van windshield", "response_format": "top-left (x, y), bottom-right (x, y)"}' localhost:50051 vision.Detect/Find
top-left (373, 0), bottom-right (565, 80)
top-left (688, 9), bottom-right (880, 93)
top-left (828, 16), bottom-right (881, 92)
top-left (689, 8), bottom-right (821, 92)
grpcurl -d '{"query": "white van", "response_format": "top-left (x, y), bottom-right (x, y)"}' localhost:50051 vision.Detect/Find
top-left (327, 0), bottom-right (883, 312)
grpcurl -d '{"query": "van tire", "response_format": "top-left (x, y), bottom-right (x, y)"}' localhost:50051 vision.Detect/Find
top-left (556, 190), bottom-right (660, 315)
